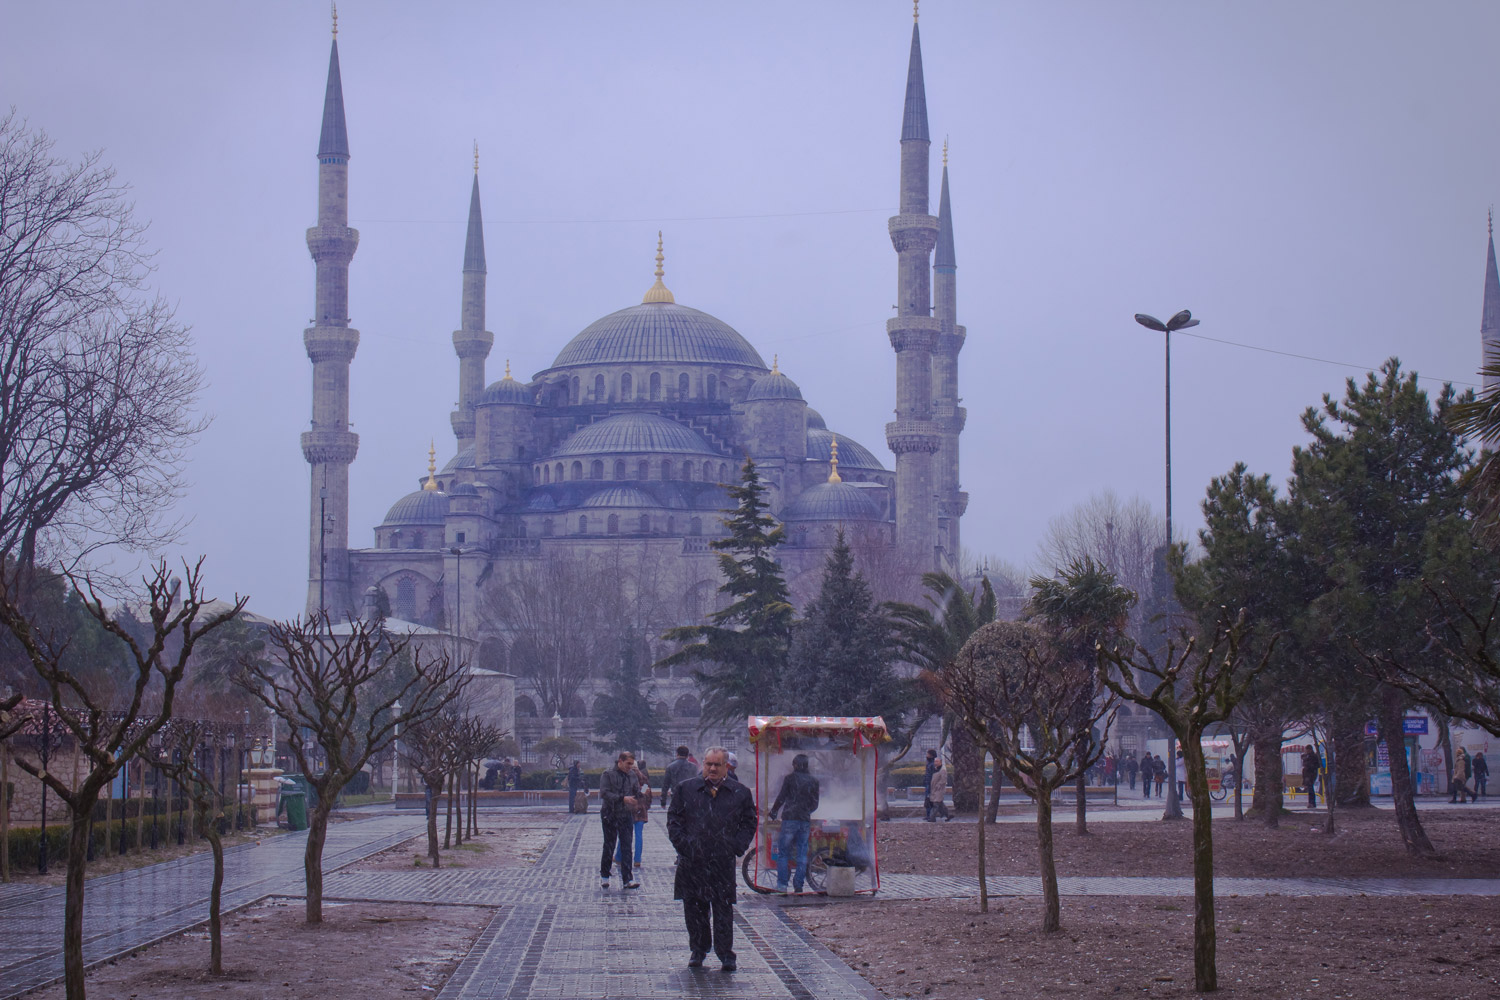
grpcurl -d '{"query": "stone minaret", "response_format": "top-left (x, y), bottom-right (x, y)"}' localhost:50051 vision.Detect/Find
top-left (302, 21), bottom-right (360, 617)
top-left (932, 142), bottom-right (968, 570)
top-left (885, 9), bottom-right (942, 567)
top-left (451, 147), bottom-right (493, 448)
top-left (1483, 211), bottom-right (1500, 393)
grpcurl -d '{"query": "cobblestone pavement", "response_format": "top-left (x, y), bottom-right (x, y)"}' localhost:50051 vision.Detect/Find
top-left (0, 813), bottom-right (424, 999)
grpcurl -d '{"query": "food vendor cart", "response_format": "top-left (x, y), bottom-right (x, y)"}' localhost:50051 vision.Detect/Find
top-left (742, 715), bottom-right (888, 895)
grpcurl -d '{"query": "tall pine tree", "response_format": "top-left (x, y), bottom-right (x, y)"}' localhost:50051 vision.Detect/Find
top-left (783, 529), bottom-right (906, 718)
top-left (592, 637), bottom-right (670, 754)
top-left (658, 458), bottom-right (793, 727)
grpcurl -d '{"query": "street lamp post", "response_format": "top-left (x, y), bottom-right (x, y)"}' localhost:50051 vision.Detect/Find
top-left (1133, 308), bottom-right (1199, 823)
top-left (392, 698), bottom-right (403, 800)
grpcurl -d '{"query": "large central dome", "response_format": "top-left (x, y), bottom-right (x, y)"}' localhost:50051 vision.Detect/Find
top-left (549, 301), bottom-right (767, 370)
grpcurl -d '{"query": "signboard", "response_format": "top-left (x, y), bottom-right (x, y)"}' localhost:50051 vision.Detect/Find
top-left (1363, 717), bottom-right (1429, 736)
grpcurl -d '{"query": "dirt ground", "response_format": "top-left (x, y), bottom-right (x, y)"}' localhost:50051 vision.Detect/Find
top-left (25, 898), bottom-right (493, 1000)
top-left (879, 807), bottom-right (1500, 878)
top-left (792, 895), bottom-right (1500, 1000)
top-left (346, 813), bottom-right (561, 871)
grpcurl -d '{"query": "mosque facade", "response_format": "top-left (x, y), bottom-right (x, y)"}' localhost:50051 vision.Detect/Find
top-left (298, 15), bottom-right (967, 756)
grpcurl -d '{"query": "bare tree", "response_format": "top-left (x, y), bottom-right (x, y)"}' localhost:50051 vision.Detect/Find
top-left (236, 615), bottom-right (467, 923)
top-left (0, 113), bottom-right (205, 578)
top-left (400, 710), bottom-right (460, 867)
top-left (938, 620), bottom-right (1113, 929)
top-left (153, 720), bottom-right (229, 976)
top-left (0, 561), bottom-right (238, 999)
top-left (1096, 612), bottom-right (1275, 994)
top-left (1036, 491), bottom-right (1168, 643)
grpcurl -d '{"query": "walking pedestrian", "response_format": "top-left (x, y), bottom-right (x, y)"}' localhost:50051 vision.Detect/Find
top-left (726, 752), bottom-right (739, 783)
top-left (598, 751), bottom-right (641, 889)
top-left (1175, 750), bottom-right (1187, 801)
top-left (1473, 751), bottom-right (1489, 799)
top-left (617, 757), bottom-right (652, 871)
top-left (923, 749), bottom-right (938, 821)
top-left (1451, 747), bottom-right (1473, 804)
top-left (767, 753), bottom-right (820, 893)
top-left (662, 745), bottom-right (696, 810)
top-left (928, 755), bottom-right (952, 821)
top-left (666, 747), bottom-right (757, 972)
top-left (1152, 755), bottom-right (1166, 798)
top-left (1125, 752), bottom-right (1138, 791)
top-left (567, 760), bottom-right (584, 813)
top-left (1301, 746), bottom-right (1320, 809)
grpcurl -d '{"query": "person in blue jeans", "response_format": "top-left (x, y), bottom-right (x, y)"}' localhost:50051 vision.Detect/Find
top-left (767, 754), bottom-right (820, 893)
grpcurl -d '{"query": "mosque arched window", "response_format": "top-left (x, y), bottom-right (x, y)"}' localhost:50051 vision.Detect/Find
top-left (571, 461), bottom-right (583, 480)
top-left (682, 462), bottom-right (694, 481)
top-left (638, 513), bottom-right (650, 533)
top-left (571, 376), bottom-right (580, 404)
top-left (660, 460), bottom-right (672, 480)
top-left (621, 372), bottom-right (633, 399)
top-left (637, 460), bottom-right (649, 480)
top-left (555, 463), bottom-right (564, 482)
top-left (514, 695), bottom-right (538, 719)
top-left (577, 515), bottom-right (588, 534)
top-left (542, 518), bottom-right (554, 537)
top-left (706, 374), bottom-right (717, 401)
top-left (689, 517), bottom-right (702, 536)
top-left (395, 578), bottom-right (417, 621)
top-left (607, 514), bottom-right (619, 534)
top-left (542, 465), bottom-right (549, 484)
top-left (678, 373), bottom-right (689, 398)
top-left (673, 694), bottom-right (701, 718)
top-left (410, 531), bottom-right (424, 549)
top-left (703, 461), bottom-right (714, 481)
top-left (720, 462), bottom-right (728, 481)
top-left (614, 459), bottom-right (626, 480)
top-left (590, 460), bottom-right (603, 480)
top-left (649, 372), bottom-right (661, 401)
top-left (594, 373), bottom-right (605, 401)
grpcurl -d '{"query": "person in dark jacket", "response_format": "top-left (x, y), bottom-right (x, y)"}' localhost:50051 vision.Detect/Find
top-left (1474, 751), bottom-right (1489, 799)
top-left (662, 745), bottom-right (697, 809)
top-left (598, 751), bottom-right (641, 889)
top-left (923, 748), bottom-right (938, 821)
top-left (667, 746), bottom-right (757, 972)
top-left (566, 761), bottom-right (584, 811)
top-left (767, 753), bottom-right (820, 892)
top-left (1301, 746), bottom-right (1321, 809)
top-left (1125, 752), bottom-right (1139, 791)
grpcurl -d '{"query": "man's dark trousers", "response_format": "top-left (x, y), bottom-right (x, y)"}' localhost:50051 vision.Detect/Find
top-left (600, 809), bottom-right (633, 881)
top-left (684, 890), bottom-right (734, 963)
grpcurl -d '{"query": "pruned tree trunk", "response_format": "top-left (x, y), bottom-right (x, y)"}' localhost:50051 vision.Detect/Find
top-left (423, 775), bottom-right (442, 868)
top-left (204, 814), bottom-right (224, 975)
top-left (304, 801), bottom-right (333, 923)
top-left (985, 770), bottom-right (1001, 823)
top-left (1249, 727), bottom-right (1283, 827)
top-left (977, 751), bottom-right (989, 913)
top-left (1379, 694), bottom-right (1434, 857)
top-left (135, 759), bottom-right (145, 852)
top-left (444, 771), bottom-right (454, 848)
top-left (63, 811), bottom-right (93, 1000)
top-left (453, 768), bottom-right (463, 847)
top-left (1, 740), bottom-right (10, 882)
top-left (1035, 789), bottom-right (1060, 933)
top-left (1074, 769), bottom-right (1088, 835)
top-left (1332, 722), bottom-right (1370, 808)
top-left (1230, 729), bottom-right (1246, 821)
top-left (950, 725), bottom-right (982, 812)
top-left (1181, 739), bottom-right (1218, 993)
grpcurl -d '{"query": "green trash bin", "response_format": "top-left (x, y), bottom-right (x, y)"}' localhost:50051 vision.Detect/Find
top-left (277, 784), bottom-right (308, 831)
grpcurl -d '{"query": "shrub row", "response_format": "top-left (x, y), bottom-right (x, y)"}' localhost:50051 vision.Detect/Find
top-left (5, 804), bottom-right (259, 871)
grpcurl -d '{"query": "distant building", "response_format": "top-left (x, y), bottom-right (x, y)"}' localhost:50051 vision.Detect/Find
top-left (296, 14), bottom-right (969, 758)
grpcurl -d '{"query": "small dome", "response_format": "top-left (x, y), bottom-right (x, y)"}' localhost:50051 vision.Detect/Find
top-left (481, 376), bottom-right (535, 405)
top-left (441, 445), bottom-right (476, 473)
top-left (583, 487), bottom-right (657, 508)
top-left (746, 370), bottom-right (804, 401)
top-left (805, 408), bottom-right (827, 429)
top-left (381, 489), bottom-right (449, 526)
top-left (450, 482), bottom-right (479, 497)
top-left (780, 482), bottom-right (882, 522)
top-left (549, 302), bottom-right (766, 369)
top-left (806, 428), bottom-right (885, 471)
top-left (525, 493), bottom-right (559, 512)
top-left (553, 412), bottom-right (719, 458)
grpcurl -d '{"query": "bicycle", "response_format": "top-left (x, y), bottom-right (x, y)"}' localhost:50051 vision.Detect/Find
top-left (742, 844), bottom-right (833, 893)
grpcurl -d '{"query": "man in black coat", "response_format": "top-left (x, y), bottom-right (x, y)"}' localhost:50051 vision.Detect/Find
top-left (666, 745), bottom-right (757, 971)
top-left (661, 745), bottom-right (697, 810)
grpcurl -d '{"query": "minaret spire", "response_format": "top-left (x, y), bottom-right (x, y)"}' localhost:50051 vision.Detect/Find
top-left (303, 23), bottom-right (361, 617)
top-left (886, 10), bottom-right (942, 568)
top-left (452, 154), bottom-right (494, 448)
top-left (932, 143), bottom-right (967, 571)
top-left (1483, 209), bottom-right (1500, 392)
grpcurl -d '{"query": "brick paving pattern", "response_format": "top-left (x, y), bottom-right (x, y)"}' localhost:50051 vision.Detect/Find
top-left (0, 813), bottom-right (424, 999)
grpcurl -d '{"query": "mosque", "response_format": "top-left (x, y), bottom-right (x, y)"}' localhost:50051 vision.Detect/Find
top-left (297, 11), bottom-right (968, 756)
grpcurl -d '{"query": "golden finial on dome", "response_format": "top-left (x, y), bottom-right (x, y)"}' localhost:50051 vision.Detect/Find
top-left (913, 0), bottom-right (919, 23)
top-left (772, 354), bottom-right (779, 373)
top-left (503, 359), bottom-right (513, 381)
top-left (423, 440), bottom-right (439, 491)
top-left (331, 1), bottom-right (338, 38)
top-left (828, 435), bottom-right (842, 484)
top-left (943, 136), bottom-right (948, 168)
top-left (473, 140), bottom-right (479, 175)
top-left (641, 230), bottom-right (675, 304)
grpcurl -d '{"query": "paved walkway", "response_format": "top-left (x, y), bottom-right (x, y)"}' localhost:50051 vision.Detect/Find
top-left (0, 813), bottom-right (424, 999)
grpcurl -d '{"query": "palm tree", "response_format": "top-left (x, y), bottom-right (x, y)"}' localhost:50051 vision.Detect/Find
top-left (886, 571), bottom-right (997, 813)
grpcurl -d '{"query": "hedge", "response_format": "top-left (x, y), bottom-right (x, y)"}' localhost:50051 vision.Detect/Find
top-left (5, 804), bottom-right (259, 871)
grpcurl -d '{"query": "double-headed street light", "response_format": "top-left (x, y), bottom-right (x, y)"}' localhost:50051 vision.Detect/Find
top-left (1133, 308), bottom-right (1199, 823)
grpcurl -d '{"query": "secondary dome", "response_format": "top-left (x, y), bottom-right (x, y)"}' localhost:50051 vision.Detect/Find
top-left (381, 489), bottom-right (449, 525)
top-left (583, 487), bottom-right (657, 508)
top-left (746, 369), bottom-right (803, 401)
top-left (550, 302), bottom-right (767, 369)
top-left (481, 376), bottom-right (535, 405)
top-left (780, 482), bottom-right (882, 522)
top-left (806, 428), bottom-right (885, 471)
top-left (553, 412), bottom-right (719, 457)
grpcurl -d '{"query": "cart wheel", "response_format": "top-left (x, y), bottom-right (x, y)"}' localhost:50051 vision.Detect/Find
top-left (741, 851), bottom-right (776, 894)
top-left (1210, 784), bottom-right (1228, 802)
top-left (804, 849), bottom-right (831, 893)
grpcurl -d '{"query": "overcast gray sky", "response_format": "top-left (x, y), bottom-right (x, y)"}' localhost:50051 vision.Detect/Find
top-left (5, 2), bottom-right (1497, 619)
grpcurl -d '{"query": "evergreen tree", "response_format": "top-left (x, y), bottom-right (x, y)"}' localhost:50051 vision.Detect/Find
top-left (592, 637), bottom-right (670, 754)
top-left (658, 458), bottom-right (793, 727)
top-left (783, 529), bottom-right (906, 717)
